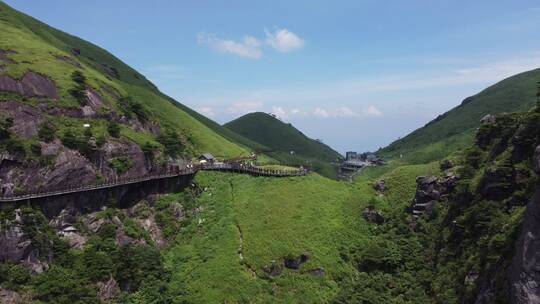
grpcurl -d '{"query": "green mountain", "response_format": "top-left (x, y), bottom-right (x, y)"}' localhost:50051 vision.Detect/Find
top-left (2, 2), bottom-right (540, 304)
top-left (380, 68), bottom-right (540, 163)
top-left (224, 112), bottom-right (342, 178)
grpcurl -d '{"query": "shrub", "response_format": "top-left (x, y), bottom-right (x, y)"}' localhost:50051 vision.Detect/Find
top-left (157, 130), bottom-right (184, 157)
top-left (38, 122), bottom-right (56, 142)
top-left (0, 264), bottom-right (31, 291)
top-left (96, 134), bottom-right (106, 147)
top-left (4, 138), bottom-right (26, 156)
top-left (142, 141), bottom-right (158, 160)
top-left (107, 121), bottom-right (121, 138)
top-left (0, 117), bottom-right (13, 140)
top-left (33, 266), bottom-right (97, 304)
top-left (69, 70), bottom-right (87, 105)
top-left (30, 141), bottom-right (42, 156)
top-left (115, 245), bottom-right (167, 292)
top-left (120, 96), bottom-right (150, 122)
top-left (109, 157), bottom-right (133, 174)
top-left (62, 129), bottom-right (92, 156)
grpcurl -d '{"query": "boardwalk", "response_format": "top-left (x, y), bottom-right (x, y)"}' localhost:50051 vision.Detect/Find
top-left (201, 163), bottom-right (308, 177)
top-left (0, 163), bottom-right (307, 203)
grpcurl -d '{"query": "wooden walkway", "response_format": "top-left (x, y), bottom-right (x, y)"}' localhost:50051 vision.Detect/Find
top-left (201, 163), bottom-right (308, 177)
top-left (0, 163), bottom-right (307, 203)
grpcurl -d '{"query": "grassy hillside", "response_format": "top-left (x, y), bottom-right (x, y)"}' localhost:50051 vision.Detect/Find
top-left (0, 1), bottom-right (249, 159)
top-left (225, 112), bottom-right (342, 178)
top-left (160, 160), bottom-right (441, 303)
top-left (380, 68), bottom-right (540, 163)
top-left (164, 172), bottom-right (371, 303)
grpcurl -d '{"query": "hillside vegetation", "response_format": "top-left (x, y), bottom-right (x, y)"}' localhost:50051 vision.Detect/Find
top-left (380, 68), bottom-right (540, 163)
top-left (0, 1), bottom-right (249, 157)
top-left (225, 112), bottom-right (342, 178)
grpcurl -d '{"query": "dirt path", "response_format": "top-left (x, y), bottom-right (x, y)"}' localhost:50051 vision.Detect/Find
top-left (228, 179), bottom-right (258, 278)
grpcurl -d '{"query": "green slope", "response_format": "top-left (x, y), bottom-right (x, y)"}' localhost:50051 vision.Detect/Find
top-left (225, 112), bottom-right (342, 178)
top-left (380, 68), bottom-right (540, 163)
top-left (0, 1), bottom-right (249, 158)
top-left (165, 171), bottom-right (369, 303)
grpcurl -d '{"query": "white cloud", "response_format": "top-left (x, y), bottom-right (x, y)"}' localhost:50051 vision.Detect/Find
top-left (265, 28), bottom-right (305, 52)
top-left (313, 107), bottom-right (359, 118)
top-left (227, 101), bottom-right (263, 115)
top-left (363, 105), bottom-right (383, 117)
top-left (197, 28), bottom-right (304, 59)
top-left (271, 106), bottom-right (308, 119)
top-left (197, 33), bottom-right (262, 59)
top-left (272, 106), bottom-right (288, 118)
top-left (313, 107), bottom-right (329, 118)
top-left (196, 106), bottom-right (216, 118)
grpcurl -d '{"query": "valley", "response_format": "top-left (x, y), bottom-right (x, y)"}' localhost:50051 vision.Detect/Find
top-left (0, 1), bottom-right (540, 303)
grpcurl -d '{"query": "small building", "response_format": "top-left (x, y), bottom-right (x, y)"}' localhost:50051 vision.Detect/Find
top-left (198, 153), bottom-right (215, 164)
top-left (345, 151), bottom-right (357, 160)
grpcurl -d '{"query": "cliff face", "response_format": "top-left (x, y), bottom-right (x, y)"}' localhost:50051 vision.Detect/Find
top-left (510, 146), bottom-right (540, 304)
top-left (394, 109), bottom-right (540, 303)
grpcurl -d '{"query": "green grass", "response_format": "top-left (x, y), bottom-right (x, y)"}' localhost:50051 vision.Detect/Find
top-left (163, 161), bottom-right (441, 303)
top-left (380, 68), bottom-right (540, 163)
top-left (164, 172), bottom-right (372, 303)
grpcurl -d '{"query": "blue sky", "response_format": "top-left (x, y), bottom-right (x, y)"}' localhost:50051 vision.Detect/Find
top-left (6, 1), bottom-right (540, 153)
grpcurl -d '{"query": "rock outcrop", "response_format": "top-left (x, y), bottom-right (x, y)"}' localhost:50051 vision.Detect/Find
top-left (0, 101), bottom-right (43, 138)
top-left (49, 207), bottom-right (86, 249)
top-left (0, 49), bottom-right (17, 64)
top-left (0, 209), bottom-right (50, 274)
top-left (409, 174), bottom-right (457, 220)
top-left (373, 179), bottom-right (386, 193)
top-left (362, 206), bottom-right (385, 224)
top-left (480, 114), bottom-right (496, 125)
top-left (284, 253), bottom-right (309, 270)
top-left (81, 88), bottom-right (105, 117)
top-left (0, 72), bottom-right (58, 99)
top-left (263, 260), bottom-right (283, 277)
top-left (97, 276), bottom-right (120, 302)
top-left (0, 288), bottom-right (22, 304)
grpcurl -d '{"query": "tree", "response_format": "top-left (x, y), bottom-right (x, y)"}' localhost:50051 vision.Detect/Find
top-left (69, 70), bottom-right (87, 105)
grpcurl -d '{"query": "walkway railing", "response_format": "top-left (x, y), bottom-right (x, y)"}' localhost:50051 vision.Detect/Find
top-left (0, 162), bottom-right (308, 203)
top-left (200, 163), bottom-right (308, 177)
top-left (0, 167), bottom-right (197, 203)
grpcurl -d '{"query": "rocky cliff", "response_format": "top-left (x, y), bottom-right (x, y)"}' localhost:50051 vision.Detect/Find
top-left (509, 145), bottom-right (540, 304)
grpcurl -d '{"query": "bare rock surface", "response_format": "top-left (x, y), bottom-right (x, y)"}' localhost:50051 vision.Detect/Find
top-left (284, 253), bottom-right (309, 270)
top-left (0, 209), bottom-right (49, 274)
top-left (42, 148), bottom-right (96, 191)
top-left (49, 207), bottom-right (87, 249)
top-left (0, 101), bottom-right (43, 138)
top-left (81, 88), bottom-right (106, 117)
top-left (0, 72), bottom-right (58, 99)
top-left (0, 288), bottom-right (22, 304)
top-left (409, 173), bottom-right (456, 221)
top-left (101, 139), bottom-right (149, 179)
top-left (509, 146), bottom-right (540, 304)
top-left (97, 276), bottom-right (120, 302)
top-left (0, 49), bottom-right (17, 64)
